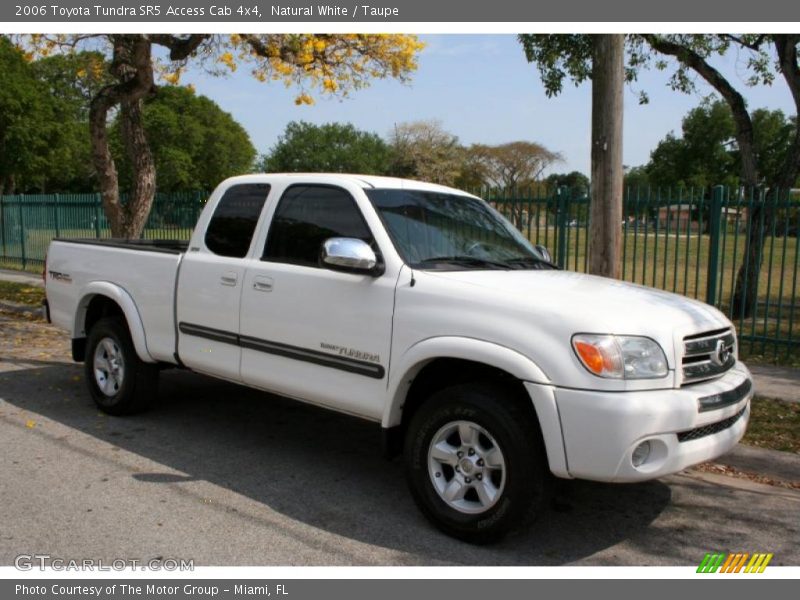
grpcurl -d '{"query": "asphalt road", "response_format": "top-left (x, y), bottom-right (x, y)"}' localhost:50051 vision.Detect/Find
top-left (1, 313), bottom-right (799, 566)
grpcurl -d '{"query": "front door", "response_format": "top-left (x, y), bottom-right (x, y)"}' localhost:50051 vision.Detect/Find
top-left (239, 184), bottom-right (396, 420)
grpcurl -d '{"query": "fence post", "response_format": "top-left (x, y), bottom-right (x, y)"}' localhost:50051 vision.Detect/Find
top-left (0, 194), bottom-right (5, 261)
top-left (555, 186), bottom-right (568, 268)
top-left (94, 193), bottom-right (102, 238)
top-left (705, 185), bottom-right (724, 305)
top-left (53, 194), bottom-right (61, 238)
top-left (18, 195), bottom-right (26, 270)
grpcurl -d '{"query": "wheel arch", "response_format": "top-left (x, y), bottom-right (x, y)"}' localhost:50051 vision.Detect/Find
top-left (73, 282), bottom-right (155, 363)
top-left (383, 336), bottom-right (550, 430)
top-left (381, 337), bottom-right (568, 477)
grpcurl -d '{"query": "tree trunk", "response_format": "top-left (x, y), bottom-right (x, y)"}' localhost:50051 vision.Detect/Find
top-left (89, 86), bottom-right (125, 236)
top-left (119, 98), bottom-right (156, 237)
top-left (88, 35), bottom-right (156, 238)
top-left (588, 35), bottom-right (624, 278)
top-left (731, 190), bottom-right (771, 318)
top-left (732, 36), bottom-right (800, 317)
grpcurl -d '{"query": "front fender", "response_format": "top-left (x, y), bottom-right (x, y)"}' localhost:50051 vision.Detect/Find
top-left (383, 336), bottom-right (569, 478)
top-left (383, 336), bottom-right (551, 428)
top-left (74, 281), bottom-right (156, 363)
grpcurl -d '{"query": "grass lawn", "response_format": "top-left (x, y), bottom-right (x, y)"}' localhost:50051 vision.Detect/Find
top-left (0, 280), bottom-right (44, 306)
top-left (743, 396), bottom-right (800, 453)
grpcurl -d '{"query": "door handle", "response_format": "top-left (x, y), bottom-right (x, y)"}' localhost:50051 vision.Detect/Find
top-left (220, 272), bottom-right (238, 286)
top-left (253, 276), bottom-right (274, 292)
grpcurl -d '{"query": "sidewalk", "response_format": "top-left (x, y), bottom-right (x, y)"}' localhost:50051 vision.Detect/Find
top-left (749, 364), bottom-right (800, 403)
top-left (0, 268), bottom-right (42, 288)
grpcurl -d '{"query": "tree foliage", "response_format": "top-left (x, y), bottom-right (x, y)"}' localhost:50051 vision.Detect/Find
top-left (16, 34), bottom-right (424, 237)
top-left (388, 120), bottom-right (465, 186)
top-left (646, 100), bottom-right (737, 188)
top-left (545, 170), bottom-right (591, 195)
top-left (28, 51), bottom-right (110, 192)
top-left (262, 121), bottom-right (390, 174)
top-left (468, 141), bottom-right (562, 188)
top-left (0, 37), bottom-right (59, 194)
top-left (115, 86), bottom-right (256, 192)
top-left (642, 100), bottom-right (797, 189)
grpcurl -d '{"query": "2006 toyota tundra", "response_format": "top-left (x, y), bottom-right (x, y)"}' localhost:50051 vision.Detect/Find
top-left (44, 174), bottom-right (753, 542)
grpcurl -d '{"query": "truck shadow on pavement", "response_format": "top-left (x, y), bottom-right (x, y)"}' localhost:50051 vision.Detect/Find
top-left (0, 362), bottom-right (675, 565)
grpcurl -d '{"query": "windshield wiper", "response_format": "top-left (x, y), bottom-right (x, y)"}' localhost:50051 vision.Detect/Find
top-left (417, 256), bottom-right (513, 270)
top-left (504, 256), bottom-right (559, 270)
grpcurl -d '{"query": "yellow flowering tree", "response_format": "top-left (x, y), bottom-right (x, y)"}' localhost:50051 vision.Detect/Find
top-left (16, 34), bottom-right (424, 237)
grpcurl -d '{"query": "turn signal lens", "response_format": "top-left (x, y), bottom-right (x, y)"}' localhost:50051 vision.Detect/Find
top-left (574, 341), bottom-right (606, 374)
top-left (572, 334), bottom-right (624, 378)
top-left (572, 334), bottom-right (668, 379)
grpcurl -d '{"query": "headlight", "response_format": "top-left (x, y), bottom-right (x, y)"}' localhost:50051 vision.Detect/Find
top-left (572, 334), bottom-right (669, 379)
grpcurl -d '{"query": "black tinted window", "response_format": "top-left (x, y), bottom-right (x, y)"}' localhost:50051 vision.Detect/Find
top-left (263, 185), bottom-right (372, 267)
top-left (205, 184), bottom-right (270, 257)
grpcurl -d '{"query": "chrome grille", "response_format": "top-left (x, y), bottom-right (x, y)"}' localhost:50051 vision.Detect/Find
top-left (681, 328), bottom-right (736, 385)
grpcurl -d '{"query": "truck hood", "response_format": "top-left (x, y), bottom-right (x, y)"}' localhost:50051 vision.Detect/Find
top-left (424, 269), bottom-right (730, 335)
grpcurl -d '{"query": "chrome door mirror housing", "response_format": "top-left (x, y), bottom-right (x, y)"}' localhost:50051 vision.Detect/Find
top-left (321, 237), bottom-right (382, 275)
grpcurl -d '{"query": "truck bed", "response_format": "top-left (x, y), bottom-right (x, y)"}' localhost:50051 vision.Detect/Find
top-left (46, 238), bottom-right (185, 364)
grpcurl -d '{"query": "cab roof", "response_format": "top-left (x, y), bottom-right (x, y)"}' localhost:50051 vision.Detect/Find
top-left (220, 173), bottom-right (477, 197)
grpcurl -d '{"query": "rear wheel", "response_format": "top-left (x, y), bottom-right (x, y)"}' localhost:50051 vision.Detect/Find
top-left (404, 382), bottom-right (550, 544)
top-left (84, 317), bottom-right (158, 415)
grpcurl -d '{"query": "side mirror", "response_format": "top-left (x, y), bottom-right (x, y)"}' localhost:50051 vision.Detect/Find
top-left (321, 237), bottom-right (381, 275)
top-left (534, 244), bottom-right (553, 264)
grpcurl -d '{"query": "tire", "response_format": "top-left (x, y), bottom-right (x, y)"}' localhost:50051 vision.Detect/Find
top-left (404, 382), bottom-right (550, 544)
top-left (84, 316), bottom-right (158, 415)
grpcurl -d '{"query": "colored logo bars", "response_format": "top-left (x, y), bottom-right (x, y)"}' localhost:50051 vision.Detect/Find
top-left (697, 552), bottom-right (773, 573)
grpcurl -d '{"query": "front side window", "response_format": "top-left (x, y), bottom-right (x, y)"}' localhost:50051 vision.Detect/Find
top-left (263, 185), bottom-right (373, 267)
top-left (205, 183), bottom-right (270, 258)
top-left (366, 189), bottom-right (553, 270)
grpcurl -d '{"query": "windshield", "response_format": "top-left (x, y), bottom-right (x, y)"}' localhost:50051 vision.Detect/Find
top-left (365, 189), bottom-right (554, 270)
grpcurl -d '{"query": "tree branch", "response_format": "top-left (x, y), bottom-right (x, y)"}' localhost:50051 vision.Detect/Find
top-left (642, 34), bottom-right (759, 186)
top-left (720, 34), bottom-right (766, 52)
top-left (773, 34), bottom-right (800, 189)
top-left (148, 34), bottom-right (210, 60)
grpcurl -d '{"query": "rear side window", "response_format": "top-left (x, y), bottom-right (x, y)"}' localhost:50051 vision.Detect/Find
top-left (205, 184), bottom-right (270, 258)
top-left (263, 185), bottom-right (372, 267)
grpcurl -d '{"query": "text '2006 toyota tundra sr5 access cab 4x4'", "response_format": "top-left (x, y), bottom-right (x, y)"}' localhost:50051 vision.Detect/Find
top-left (44, 174), bottom-right (753, 543)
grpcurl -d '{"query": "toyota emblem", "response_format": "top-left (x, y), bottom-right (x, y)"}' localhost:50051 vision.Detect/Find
top-left (710, 339), bottom-right (730, 367)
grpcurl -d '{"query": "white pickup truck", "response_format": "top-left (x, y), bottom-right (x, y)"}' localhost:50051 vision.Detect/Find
top-left (44, 174), bottom-right (753, 543)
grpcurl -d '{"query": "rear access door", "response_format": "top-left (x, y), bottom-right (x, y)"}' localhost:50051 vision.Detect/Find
top-left (176, 183), bottom-right (270, 380)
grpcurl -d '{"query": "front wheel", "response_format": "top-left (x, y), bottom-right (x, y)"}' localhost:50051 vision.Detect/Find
top-left (84, 317), bottom-right (158, 415)
top-left (404, 382), bottom-right (550, 544)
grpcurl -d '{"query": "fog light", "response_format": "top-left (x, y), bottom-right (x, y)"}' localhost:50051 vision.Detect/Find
top-left (632, 441), bottom-right (651, 467)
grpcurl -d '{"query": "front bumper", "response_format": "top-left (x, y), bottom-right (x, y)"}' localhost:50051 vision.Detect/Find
top-left (526, 362), bottom-right (753, 482)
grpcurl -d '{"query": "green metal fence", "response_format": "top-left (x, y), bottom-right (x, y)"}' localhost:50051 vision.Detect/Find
top-left (0, 191), bottom-right (206, 271)
top-left (1, 186), bottom-right (798, 361)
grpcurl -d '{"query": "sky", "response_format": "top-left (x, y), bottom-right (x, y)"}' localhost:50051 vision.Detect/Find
top-left (179, 34), bottom-right (797, 176)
